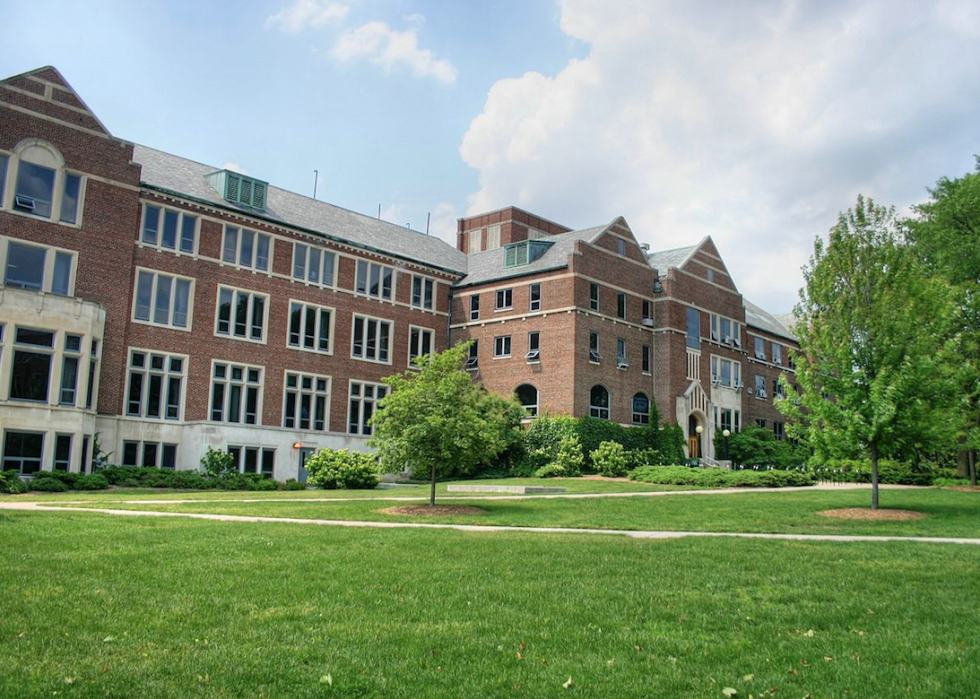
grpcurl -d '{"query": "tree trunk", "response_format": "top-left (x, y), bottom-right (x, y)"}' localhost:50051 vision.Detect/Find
top-left (970, 449), bottom-right (977, 488)
top-left (870, 441), bottom-right (880, 511)
top-left (429, 463), bottom-right (437, 507)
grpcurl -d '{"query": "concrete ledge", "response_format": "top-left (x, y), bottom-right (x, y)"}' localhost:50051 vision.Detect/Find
top-left (374, 483), bottom-right (420, 489)
top-left (446, 484), bottom-right (567, 494)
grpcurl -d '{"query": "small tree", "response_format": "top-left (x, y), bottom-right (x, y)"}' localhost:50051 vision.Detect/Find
top-left (369, 342), bottom-right (523, 506)
top-left (200, 447), bottom-right (236, 478)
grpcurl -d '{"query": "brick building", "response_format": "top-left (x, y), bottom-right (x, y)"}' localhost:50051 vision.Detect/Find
top-left (0, 66), bottom-right (796, 479)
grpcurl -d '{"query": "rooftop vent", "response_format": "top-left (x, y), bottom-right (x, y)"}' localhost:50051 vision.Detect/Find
top-left (208, 170), bottom-right (268, 212)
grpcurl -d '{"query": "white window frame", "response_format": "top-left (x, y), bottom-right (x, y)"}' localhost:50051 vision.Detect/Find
top-left (228, 445), bottom-right (275, 477)
top-left (710, 355), bottom-right (741, 389)
top-left (125, 348), bottom-right (187, 421)
top-left (494, 335), bottom-right (512, 358)
top-left (1, 237), bottom-right (77, 296)
top-left (526, 332), bottom-right (540, 363)
top-left (140, 202), bottom-right (198, 255)
top-left (3, 141), bottom-right (85, 226)
top-left (351, 315), bottom-right (393, 364)
top-left (617, 338), bottom-right (628, 368)
top-left (283, 371), bottom-right (331, 432)
top-left (348, 381), bottom-right (388, 436)
top-left (132, 268), bottom-right (194, 331)
top-left (529, 283), bottom-right (541, 312)
top-left (287, 300), bottom-right (334, 355)
top-left (215, 285), bottom-right (269, 343)
top-left (221, 225), bottom-right (271, 272)
top-left (354, 260), bottom-right (394, 301)
top-left (411, 275), bottom-right (435, 310)
top-left (408, 326), bottom-right (434, 366)
top-left (469, 295), bottom-right (480, 321)
top-left (710, 314), bottom-right (741, 348)
top-left (292, 242), bottom-right (337, 288)
top-left (209, 361), bottom-right (263, 425)
top-left (495, 288), bottom-right (512, 310)
top-left (121, 440), bottom-right (178, 469)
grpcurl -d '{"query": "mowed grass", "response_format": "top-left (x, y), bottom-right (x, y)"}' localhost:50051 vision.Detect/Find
top-left (50, 487), bottom-right (980, 539)
top-left (1, 511), bottom-right (979, 698)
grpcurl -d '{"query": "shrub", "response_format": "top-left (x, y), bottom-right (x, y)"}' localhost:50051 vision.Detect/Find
top-left (281, 479), bottom-right (308, 491)
top-left (74, 474), bottom-right (109, 490)
top-left (534, 435), bottom-right (584, 478)
top-left (815, 458), bottom-right (934, 485)
top-left (30, 477), bottom-right (70, 492)
top-left (630, 465), bottom-right (815, 488)
top-left (520, 415), bottom-right (579, 473)
top-left (591, 441), bottom-right (630, 477)
top-left (720, 427), bottom-right (807, 469)
top-left (201, 447), bottom-right (237, 479)
top-left (306, 449), bottom-right (380, 490)
top-left (0, 470), bottom-right (28, 494)
top-left (172, 472), bottom-right (211, 490)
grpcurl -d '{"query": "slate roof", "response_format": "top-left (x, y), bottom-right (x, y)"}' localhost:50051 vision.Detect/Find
top-left (744, 299), bottom-right (796, 341)
top-left (646, 243), bottom-right (699, 274)
top-left (455, 224), bottom-right (610, 287)
top-left (132, 145), bottom-right (468, 275)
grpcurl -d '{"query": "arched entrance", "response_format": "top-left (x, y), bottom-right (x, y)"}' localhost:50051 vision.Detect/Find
top-left (687, 412), bottom-right (706, 461)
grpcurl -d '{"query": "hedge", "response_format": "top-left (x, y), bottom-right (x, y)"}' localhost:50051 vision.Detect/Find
top-left (630, 465), bottom-right (816, 488)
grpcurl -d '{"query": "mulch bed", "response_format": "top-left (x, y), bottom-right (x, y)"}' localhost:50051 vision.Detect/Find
top-left (942, 486), bottom-right (980, 492)
top-left (818, 508), bottom-right (927, 521)
top-left (378, 505), bottom-right (487, 517)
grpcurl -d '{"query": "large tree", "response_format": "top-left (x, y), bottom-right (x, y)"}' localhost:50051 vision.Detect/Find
top-left (369, 342), bottom-right (524, 506)
top-left (779, 195), bottom-right (962, 509)
top-left (904, 159), bottom-right (980, 484)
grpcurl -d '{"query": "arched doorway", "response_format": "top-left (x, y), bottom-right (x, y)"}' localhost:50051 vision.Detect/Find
top-left (687, 413), bottom-right (705, 460)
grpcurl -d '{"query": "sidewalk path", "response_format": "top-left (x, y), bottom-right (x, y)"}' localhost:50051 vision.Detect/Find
top-left (2, 500), bottom-right (978, 546)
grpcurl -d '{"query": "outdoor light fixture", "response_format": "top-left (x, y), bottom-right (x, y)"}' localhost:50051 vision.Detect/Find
top-left (695, 425), bottom-right (703, 434)
top-left (652, 277), bottom-right (665, 294)
top-left (292, 442), bottom-right (303, 449)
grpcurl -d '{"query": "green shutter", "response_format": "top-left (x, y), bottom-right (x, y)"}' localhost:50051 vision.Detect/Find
top-left (252, 183), bottom-right (266, 210)
top-left (226, 174), bottom-right (240, 203)
top-left (505, 245), bottom-right (517, 267)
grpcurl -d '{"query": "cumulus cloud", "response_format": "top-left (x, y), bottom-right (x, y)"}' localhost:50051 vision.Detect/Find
top-left (332, 21), bottom-right (458, 84)
top-left (265, 0), bottom-right (349, 33)
top-left (222, 162), bottom-right (247, 174)
top-left (460, 0), bottom-right (980, 311)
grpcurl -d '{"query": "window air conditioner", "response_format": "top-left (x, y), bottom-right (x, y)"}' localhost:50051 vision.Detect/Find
top-left (617, 361), bottom-right (629, 369)
top-left (641, 318), bottom-right (654, 327)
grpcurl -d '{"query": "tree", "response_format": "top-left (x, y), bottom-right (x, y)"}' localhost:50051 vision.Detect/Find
top-left (779, 195), bottom-right (962, 509)
top-left (369, 342), bottom-right (524, 506)
top-left (904, 160), bottom-right (980, 485)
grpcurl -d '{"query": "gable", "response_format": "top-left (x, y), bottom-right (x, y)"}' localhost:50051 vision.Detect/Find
top-left (678, 236), bottom-right (739, 293)
top-left (0, 66), bottom-right (112, 137)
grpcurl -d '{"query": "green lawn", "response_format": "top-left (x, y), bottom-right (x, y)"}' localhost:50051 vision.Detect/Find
top-left (1, 511), bottom-right (978, 698)
top-left (48, 487), bottom-right (980, 539)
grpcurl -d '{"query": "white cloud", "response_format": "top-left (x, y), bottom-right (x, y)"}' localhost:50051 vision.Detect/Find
top-left (265, 0), bottom-right (349, 33)
top-left (460, 0), bottom-right (980, 312)
top-left (332, 21), bottom-right (458, 84)
top-left (222, 162), bottom-right (247, 174)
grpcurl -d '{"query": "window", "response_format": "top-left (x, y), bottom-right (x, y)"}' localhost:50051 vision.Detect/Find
top-left (617, 338), bottom-right (628, 368)
top-left (355, 260), bottom-right (393, 300)
top-left (2, 239), bottom-right (74, 295)
top-left (210, 362), bottom-right (262, 424)
top-left (0, 154), bottom-right (7, 204)
top-left (642, 300), bottom-right (651, 322)
top-left (85, 340), bottom-right (99, 410)
top-left (10, 327), bottom-right (54, 402)
top-left (122, 441), bottom-right (177, 470)
top-left (292, 243), bottom-right (336, 287)
top-left (222, 226), bottom-right (271, 271)
top-left (228, 446), bottom-right (275, 477)
top-left (773, 377), bottom-right (785, 399)
top-left (503, 240), bottom-right (552, 267)
top-left (495, 288), bottom-right (512, 310)
top-left (589, 331), bottom-right (601, 363)
top-left (754, 374), bottom-right (767, 398)
top-left (590, 385), bottom-right (610, 420)
top-left (126, 350), bottom-right (185, 420)
top-left (706, 268), bottom-right (715, 283)
top-left (774, 421), bottom-right (786, 440)
top-left (216, 287), bottom-right (267, 342)
top-left (469, 229), bottom-right (482, 253)
top-left (529, 283), bottom-right (541, 312)
top-left (617, 292), bottom-right (626, 319)
top-left (412, 276), bottom-right (434, 310)
top-left (494, 335), bottom-right (512, 358)
top-left (465, 341), bottom-right (479, 370)
top-left (351, 316), bottom-right (392, 363)
top-left (409, 327), bottom-right (434, 365)
top-left (469, 295), bottom-right (480, 321)
top-left (59, 334), bottom-right (82, 406)
top-left (642, 345), bottom-right (651, 374)
top-left (288, 301), bottom-right (332, 353)
top-left (133, 269), bottom-right (192, 329)
top-left (686, 307), bottom-right (701, 349)
top-left (710, 314), bottom-right (741, 347)
top-left (590, 283), bottom-right (599, 311)
top-left (2, 431), bottom-right (43, 474)
top-left (11, 150), bottom-right (83, 224)
top-left (283, 372), bottom-right (330, 431)
top-left (617, 238), bottom-right (627, 255)
top-left (141, 204), bottom-right (197, 254)
top-left (53, 434), bottom-right (72, 471)
top-left (348, 381), bottom-right (387, 435)
top-left (772, 342), bottom-right (783, 366)
top-left (632, 393), bottom-right (650, 425)
top-left (718, 408), bottom-right (736, 433)
top-left (516, 384), bottom-right (539, 418)
top-left (710, 356), bottom-right (741, 389)
top-left (756, 418), bottom-right (767, 429)
top-left (526, 332), bottom-right (540, 362)
top-left (754, 337), bottom-right (766, 361)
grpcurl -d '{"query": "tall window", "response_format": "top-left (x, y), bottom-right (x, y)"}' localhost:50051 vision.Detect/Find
top-left (126, 350), bottom-right (185, 420)
top-left (122, 441), bottom-right (177, 470)
top-left (133, 269), bottom-right (192, 329)
top-left (141, 204), bottom-right (196, 253)
top-left (774, 421), bottom-right (785, 440)
top-left (228, 446), bottom-right (275, 477)
top-left (2, 431), bottom-right (43, 474)
top-left (412, 276), bottom-right (434, 310)
top-left (469, 295), bottom-right (480, 321)
top-left (642, 300), bottom-right (651, 322)
top-left (288, 301), bottom-right (332, 354)
top-left (348, 381), bottom-right (387, 435)
top-left (8, 142), bottom-right (83, 224)
top-left (283, 372), bottom-right (330, 431)
top-left (85, 339), bottom-right (99, 410)
top-left (617, 338), bottom-right (628, 367)
top-left (589, 331), bottom-right (601, 363)
top-left (632, 393), bottom-right (650, 425)
top-left (2, 239), bottom-right (74, 295)
top-left (210, 362), bottom-right (262, 424)
top-left (465, 341), bottom-right (479, 370)
top-left (710, 314), bottom-right (741, 347)
top-left (355, 260), bottom-right (393, 300)
top-left (590, 283), bottom-right (599, 311)
top-left (292, 243), bottom-right (336, 287)
top-left (516, 384), bottom-right (539, 418)
top-left (526, 332), bottom-right (540, 362)
top-left (216, 287), bottom-right (266, 342)
top-left (686, 307), bottom-right (701, 349)
top-left (773, 377), bottom-right (785, 399)
top-left (590, 385), bottom-right (610, 420)
top-left (710, 356), bottom-right (741, 389)
top-left (222, 226), bottom-right (271, 271)
top-left (772, 342), bottom-right (784, 366)
top-left (495, 288), bottom-right (512, 309)
top-left (409, 327), bottom-right (434, 365)
top-left (10, 327), bottom-right (54, 402)
top-left (351, 316), bottom-right (391, 363)
top-left (494, 335), bottom-right (512, 357)
top-left (529, 283), bottom-right (541, 312)
top-left (642, 345), bottom-right (651, 374)
top-left (754, 374), bottom-right (767, 398)
top-left (59, 334), bottom-right (82, 406)
top-left (754, 336), bottom-right (766, 360)
top-left (617, 292), bottom-right (627, 319)
top-left (53, 434), bottom-right (72, 471)
top-left (0, 154), bottom-right (7, 204)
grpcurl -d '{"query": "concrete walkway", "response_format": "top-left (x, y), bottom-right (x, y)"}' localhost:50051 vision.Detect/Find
top-left (2, 499), bottom-right (978, 546)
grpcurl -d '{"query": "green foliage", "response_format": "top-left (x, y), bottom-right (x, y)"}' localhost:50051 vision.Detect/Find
top-left (591, 441), bottom-right (630, 477)
top-left (201, 447), bottom-right (237, 478)
top-left (533, 434), bottom-right (584, 478)
top-left (281, 479), bottom-right (308, 491)
top-left (305, 449), bottom-right (380, 490)
top-left (370, 342), bottom-right (523, 503)
top-left (716, 427), bottom-right (806, 469)
top-left (630, 465), bottom-right (816, 488)
top-left (29, 475), bottom-right (70, 492)
top-left (74, 473), bottom-right (110, 490)
top-left (520, 414), bottom-right (579, 474)
top-left (0, 470), bottom-right (28, 494)
top-left (813, 458), bottom-right (935, 486)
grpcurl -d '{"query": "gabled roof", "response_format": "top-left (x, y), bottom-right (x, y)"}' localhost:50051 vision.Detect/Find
top-left (132, 145), bottom-right (468, 275)
top-left (455, 221), bottom-right (612, 287)
top-left (646, 242), bottom-right (700, 275)
top-left (744, 299), bottom-right (796, 341)
top-left (1, 66), bottom-right (114, 137)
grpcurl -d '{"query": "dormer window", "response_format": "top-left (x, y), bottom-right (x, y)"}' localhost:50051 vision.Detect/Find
top-left (504, 240), bottom-right (552, 268)
top-left (3, 140), bottom-right (84, 225)
top-left (207, 170), bottom-right (268, 212)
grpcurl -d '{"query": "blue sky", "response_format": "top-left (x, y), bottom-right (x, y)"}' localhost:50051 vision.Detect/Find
top-left (4, 0), bottom-right (980, 312)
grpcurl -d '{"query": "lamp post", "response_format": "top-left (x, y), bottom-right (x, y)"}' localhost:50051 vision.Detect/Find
top-left (722, 428), bottom-right (731, 467)
top-left (695, 425), bottom-right (703, 466)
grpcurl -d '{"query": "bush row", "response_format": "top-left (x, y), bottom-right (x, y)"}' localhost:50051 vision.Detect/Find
top-left (630, 465), bottom-right (817, 488)
top-left (0, 467), bottom-right (309, 492)
top-left (810, 459), bottom-right (935, 486)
